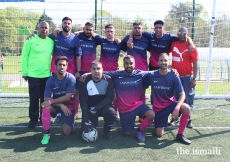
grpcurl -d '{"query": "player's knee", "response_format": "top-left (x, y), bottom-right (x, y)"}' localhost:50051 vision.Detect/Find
top-left (146, 110), bottom-right (155, 120)
top-left (63, 130), bottom-right (71, 136)
top-left (181, 103), bottom-right (191, 115)
top-left (156, 131), bottom-right (163, 137)
top-left (124, 132), bottom-right (132, 136)
top-left (105, 107), bottom-right (116, 117)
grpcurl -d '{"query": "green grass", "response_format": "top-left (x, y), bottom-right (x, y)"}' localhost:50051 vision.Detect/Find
top-left (2, 56), bottom-right (21, 74)
top-left (0, 99), bottom-right (230, 161)
top-left (1, 56), bottom-right (230, 95)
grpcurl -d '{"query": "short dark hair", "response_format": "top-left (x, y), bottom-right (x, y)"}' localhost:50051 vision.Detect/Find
top-left (91, 60), bottom-right (102, 68)
top-left (123, 55), bottom-right (135, 62)
top-left (55, 56), bottom-right (69, 66)
top-left (105, 24), bottom-right (114, 29)
top-left (154, 20), bottom-right (164, 26)
top-left (62, 17), bottom-right (72, 22)
top-left (133, 22), bottom-right (142, 26)
top-left (85, 22), bottom-right (94, 27)
top-left (159, 52), bottom-right (169, 58)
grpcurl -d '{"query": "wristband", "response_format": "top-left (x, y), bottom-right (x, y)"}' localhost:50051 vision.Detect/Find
top-left (175, 107), bottom-right (180, 111)
top-left (48, 100), bottom-right (52, 105)
top-left (129, 37), bottom-right (133, 40)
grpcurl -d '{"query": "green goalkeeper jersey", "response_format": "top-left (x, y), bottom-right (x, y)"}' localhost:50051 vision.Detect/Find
top-left (21, 35), bottom-right (54, 78)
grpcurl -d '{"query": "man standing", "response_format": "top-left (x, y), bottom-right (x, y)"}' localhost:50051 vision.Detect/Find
top-left (21, 21), bottom-right (54, 129)
top-left (169, 27), bottom-right (198, 128)
top-left (79, 61), bottom-right (116, 140)
top-left (50, 17), bottom-right (82, 124)
top-left (145, 53), bottom-right (191, 145)
top-left (41, 56), bottom-right (77, 144)
top-left (121, 22), bottom-right (150, 71)
top-left (77, 22), bottom-right (99, 73)
top-left (93, 24), bottom-right (126, 122)
top-left (94, 24), bottom-right (125, 71)
top-left (128, 20), bottom-right (194, 70)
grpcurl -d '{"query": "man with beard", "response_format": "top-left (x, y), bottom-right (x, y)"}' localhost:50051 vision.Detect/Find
top-left (81, 55), bottom-right (155, 142)
top-left (50, 17), bottom-right (82, 124)
top-left (41, 56), bottom-right (77, 144)
top-left (21, 21), bottom-right (54, 129)
top-left (145, 53), bottom-right (191, 145)
top-left (77, 22), bottom-right (99, 73)
top-left (127, 20), bottom-right (194, 71)
top-left (121, 22), bottom-right (150, 123)
top-left (121, 22), bottom-right (150, 71)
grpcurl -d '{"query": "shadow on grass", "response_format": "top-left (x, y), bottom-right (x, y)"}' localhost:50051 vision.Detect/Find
top-left (0, 122), bottom-right (230, 154)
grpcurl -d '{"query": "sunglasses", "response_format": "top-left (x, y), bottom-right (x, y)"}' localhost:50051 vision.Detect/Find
top-left (177, 32), bottom-right (187, 35)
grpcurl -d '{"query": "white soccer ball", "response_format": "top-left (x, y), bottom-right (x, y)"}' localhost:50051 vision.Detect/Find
top-left (82, 128), bottom-right (98, 142)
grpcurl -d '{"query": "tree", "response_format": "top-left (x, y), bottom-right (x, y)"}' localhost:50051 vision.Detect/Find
top-left (0, 7), bottom-right (40, 55)
top-left (35, 10), bottom-right (56, 34)
top-left (164, 2), bottom-right (210, 47)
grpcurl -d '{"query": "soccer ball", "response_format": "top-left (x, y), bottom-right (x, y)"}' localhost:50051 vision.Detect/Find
top-left (82, 128), bottom-right (98, 142)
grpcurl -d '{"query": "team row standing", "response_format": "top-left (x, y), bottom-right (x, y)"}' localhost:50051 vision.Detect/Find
top-left (21, 17), bottom-right (198, 145)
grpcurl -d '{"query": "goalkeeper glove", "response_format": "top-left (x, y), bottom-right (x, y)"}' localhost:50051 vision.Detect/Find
top-left (89, 106), bottom-right (97, 116)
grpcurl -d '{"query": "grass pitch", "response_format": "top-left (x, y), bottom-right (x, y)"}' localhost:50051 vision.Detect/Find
top-left (0, 99), bottom-right (230, 162)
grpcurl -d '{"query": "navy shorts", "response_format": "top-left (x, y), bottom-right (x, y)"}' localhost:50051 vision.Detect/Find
top-left (51, 106), bottom-right (75, 127)
top-left (119, 104), bottom-right (151, 132)
top-left (154, 102), bottom-right (178, 128)
top-left (175, 76), bottom-right (195, 109)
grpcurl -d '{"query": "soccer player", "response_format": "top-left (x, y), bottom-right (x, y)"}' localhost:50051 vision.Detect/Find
top-left (92, 24), bottom-right (126, 122)
top-left (127, 20), bottom-right (194, 70)
top-left (121, 22), bottom-right (150, 71)
top-left (121, 22), bottom-right (151, 123)
top-left (169, 27), bottom-right (198, 128)
top-left (50, 17), bottom-right (82, 124)
top-left (79, 61), bottom-right (116, 140)
top-left (41, 56), bottom-right (77, 144)
top-left (77, 22), bottom-right (99, 73)
top-left (145, 53), bottom-right (191, 145)
top-left (21, 21), bottom-right (54, 129)
top-left (103, 55), bottom-right (155, 142)
top-left (94, 24), bottom-right (126, 71)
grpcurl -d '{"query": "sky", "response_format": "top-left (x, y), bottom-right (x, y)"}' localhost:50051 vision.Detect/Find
top-left (0, 0), bottom-right (229, 27)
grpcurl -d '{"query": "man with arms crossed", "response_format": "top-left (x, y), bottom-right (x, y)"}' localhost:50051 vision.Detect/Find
top-left (79, 61), bottom-right (116, 140)
top-left (145, 53), bottom-right (191, 145)
top-left (41, 56), bottom-right (77, 144)
top-left (21, 21), bottom-right (54, 129)
top-left (169, 26), bottom-right (198, 128)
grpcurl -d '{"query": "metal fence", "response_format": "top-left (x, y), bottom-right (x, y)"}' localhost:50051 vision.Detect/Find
top-left (0, 0), bottom-right (230, 102)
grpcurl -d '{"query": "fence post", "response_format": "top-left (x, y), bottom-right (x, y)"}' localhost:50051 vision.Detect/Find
top-left (227, 59), bottom-right (230, 82)
top-left (0, 62), bottom-right (2, 93)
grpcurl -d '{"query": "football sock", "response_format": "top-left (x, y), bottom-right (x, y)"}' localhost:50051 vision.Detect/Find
top-left (139, 118), bottom-right (152, 131)
top-left (113, 99), bottom-right (118, 114)
top-left (42, 108), bottom-right (51, 131)
top-left (178, 114), bottom-right (190, 134)
top-left (43, 130), bottom-right (50, 134)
